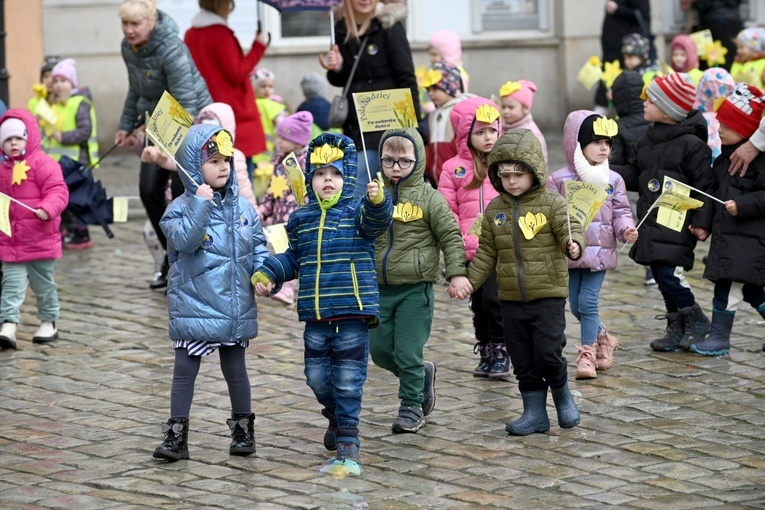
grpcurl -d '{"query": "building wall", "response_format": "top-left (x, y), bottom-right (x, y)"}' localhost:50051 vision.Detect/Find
top-left (7, 0), bottom-right (44, 108)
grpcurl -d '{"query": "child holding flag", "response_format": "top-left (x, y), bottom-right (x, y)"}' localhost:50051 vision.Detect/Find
top-left (548, 111), bottom-right (637, 379)
top-left (688, 84), bottom-right (765, 356)
top-left (612, 73), bottom-right (715, 353)
top-left (0, 109), bottom-right (69, 349)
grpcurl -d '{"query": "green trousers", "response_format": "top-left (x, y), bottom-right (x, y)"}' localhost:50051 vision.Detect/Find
top-left (369, 283), bottom-right (434, 408)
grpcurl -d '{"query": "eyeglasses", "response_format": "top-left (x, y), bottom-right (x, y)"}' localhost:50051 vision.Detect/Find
top-left (380, 157), bottom-right (414, 170)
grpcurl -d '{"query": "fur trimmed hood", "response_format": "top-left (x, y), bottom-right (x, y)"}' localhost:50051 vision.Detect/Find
top-left (334, 0), bottom-right (407, 29)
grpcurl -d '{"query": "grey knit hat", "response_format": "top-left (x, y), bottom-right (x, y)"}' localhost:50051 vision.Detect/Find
top-left (301, 73), bottom-right (326, 100)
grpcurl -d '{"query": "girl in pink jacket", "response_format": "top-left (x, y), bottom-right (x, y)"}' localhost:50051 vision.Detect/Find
top-left (0, 109), bottom-right (69, 349)
top-left (547, 111), bottom-right (637, 380)
top-left (438, 96), bottom-right (507, 379)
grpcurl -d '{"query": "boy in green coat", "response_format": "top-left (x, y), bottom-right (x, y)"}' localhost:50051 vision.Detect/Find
top-left (370, 128), bottom-right (471, 434)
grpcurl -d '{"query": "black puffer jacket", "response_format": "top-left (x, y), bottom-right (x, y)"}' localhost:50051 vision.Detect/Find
top-left (703, 143), bottom-right (765, 285)
top-left (612, 110), bottom-right (714, 270)
top-left (600, 0), bottom-right (650, 64)
top-left (611, 70), bottom-right (650, 166)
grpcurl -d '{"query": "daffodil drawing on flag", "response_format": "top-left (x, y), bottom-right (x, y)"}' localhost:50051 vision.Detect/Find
top-left (565, 181), bottom-right (607, 230)
top-left (283, 152), bottom-right (306, 204)
top-left (352, 88), bottom-right (418, 132)
top-left (146, 91), bottom-right (193, 157)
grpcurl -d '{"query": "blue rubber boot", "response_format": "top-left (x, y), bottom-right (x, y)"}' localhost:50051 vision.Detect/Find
top-left (505, 389), bottom-right (550, 436)
top-left (691, 310), bottom-right (734, 356)
top-left (550, 382), bottom-right (580, 429)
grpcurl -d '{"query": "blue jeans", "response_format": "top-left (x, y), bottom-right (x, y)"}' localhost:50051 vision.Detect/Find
top-left (1, 260), bottom-right (59, 323)
top-left (304, 318), bottom-right (369, 431)
top-left (568, 268), bottom-right (606, 345)
top-left (354, 148), bottom-right (378, 199)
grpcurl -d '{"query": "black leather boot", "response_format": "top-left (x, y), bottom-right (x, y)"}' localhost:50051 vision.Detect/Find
top-left (153, 418), bottom-right (189, 461)
top-left (227, 412), bottom-right (255, 456)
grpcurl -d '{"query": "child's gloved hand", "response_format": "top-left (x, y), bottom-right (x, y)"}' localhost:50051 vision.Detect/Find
top-left (367, 179), bottom-right (385, 205)
top-left (251, 271), bottom-right (275, 296)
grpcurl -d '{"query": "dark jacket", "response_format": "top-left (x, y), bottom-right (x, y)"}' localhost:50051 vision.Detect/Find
top-left (601, 0), bottom-right (650, 64)
top-left (693, 0), bottom-right (742, 21)
top-left (612, 110), bottom-right (714, 270)
top-left (610, 70), bottom-right (650, 166)
top-left (327, 7), bottom-right (420, 151)
top-left (703, 143), bottom-right (765, 285)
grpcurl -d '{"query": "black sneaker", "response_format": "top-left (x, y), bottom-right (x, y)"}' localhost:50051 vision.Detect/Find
top-left (422, 361), bottom-right (436, 416)
top-left (391, 406), bottom-right (424, 434)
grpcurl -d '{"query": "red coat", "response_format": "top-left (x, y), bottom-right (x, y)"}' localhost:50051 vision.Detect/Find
top-left (184, 13), bottom-right (267, 157)
top-left (0, 109), bottom-right (69, 262)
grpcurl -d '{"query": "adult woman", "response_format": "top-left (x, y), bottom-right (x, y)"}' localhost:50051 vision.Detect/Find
top-left (319, 0), bottom-right (419, 198)
top-left (114, 0), bottom-right (212, 289)
top-left (184, 0), bottom-right (268, 175)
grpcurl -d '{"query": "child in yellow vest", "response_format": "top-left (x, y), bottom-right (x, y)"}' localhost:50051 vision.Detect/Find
top-left (27, 56), bottom-right (62, 117)
top-left (251, 68), bottom-right (288, 199)
top-left (730, 28), bottom-right (765, 90)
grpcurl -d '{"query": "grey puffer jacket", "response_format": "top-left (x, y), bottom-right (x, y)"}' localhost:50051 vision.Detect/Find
top-left (119, 10), bottom-right (212, 131)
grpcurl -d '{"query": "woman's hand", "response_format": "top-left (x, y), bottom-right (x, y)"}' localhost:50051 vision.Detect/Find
top-left (114, 129), bottom-right (136, 147)
top-left (319, 44), bottom-right (343, 72)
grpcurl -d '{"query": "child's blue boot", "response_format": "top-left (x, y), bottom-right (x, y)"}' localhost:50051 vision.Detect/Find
top-left (691, 310), bottom-right (734, 356)
top-left (505, 388), bottom-right (550, 435)
top-left (678, 303), bottom-right (711, 350)
top-left (650, 312), bottom-right (684, 351)
top-left (550, 381), bottom-right (580, 429)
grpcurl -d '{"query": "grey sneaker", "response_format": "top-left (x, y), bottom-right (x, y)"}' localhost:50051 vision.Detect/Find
top-left (422, 361), bottom-right (436, 416)
top-left (391, 406), bottom-right (424, 434)
top-left (336, 438), bottom-right (360, 462)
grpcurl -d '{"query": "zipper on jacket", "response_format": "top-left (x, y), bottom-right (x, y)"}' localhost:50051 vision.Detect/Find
top-left (381, 181), bottom-right (399, 285)
top-left (350, 261), bottom-right (363, 311)
top-left (314, 208), bottom-right (327, 319)
top-left (513, 197), bottom-right (528, 302)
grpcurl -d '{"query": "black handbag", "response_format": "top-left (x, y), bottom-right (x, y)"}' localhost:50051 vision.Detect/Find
top-left (328, 35), bottom-right (369, 129)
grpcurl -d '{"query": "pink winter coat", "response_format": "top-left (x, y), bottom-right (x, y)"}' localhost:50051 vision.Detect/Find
top-left (502, 113), bottom-right (548, 164)
top-left (0, 109), bottom-right (69, 263)
top-left (438, 96), bottom-right (502, 261)
top-left (547, 110), bottom-right (634, 272)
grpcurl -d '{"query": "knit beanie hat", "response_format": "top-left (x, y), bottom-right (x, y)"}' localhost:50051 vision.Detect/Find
top-left (428, 30), bottom-right (462, 66)
top-left (0, 118), bottom-right (28, 145)
top-left (669, 34), bottom-right (699, 73)
top-left (277, 111), bottom-right (314, 146)
top-left (201, 129), bottom-right (234, 163)
top-left (715, 84), bottom-right (765, 139)
top-left (40, 55), bottom-right (62, 77)
top-left (253, 67), bottom-right (275, 84)
top-left (621, 33), bottom-right (650, 61)
top-left (422, 62), bottom-right (463, 97)
top-left (51, 58), bottom-right (78, 87)
top-left (695, 67), bottom-right (734, 113)
top-left (577, 114), bottom-right (617, 148)
top-left (736, 27), bottom-right (765, 53)
top-left (301, 73), bottom-right (326, 100)
top-left (646, 73), bottom-right (696, 122)
top-left (499, 79), bottom-right (537, 109)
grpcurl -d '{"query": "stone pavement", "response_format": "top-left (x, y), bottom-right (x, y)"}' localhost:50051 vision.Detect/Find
top-left (1, 145), bottom-right (765, 509)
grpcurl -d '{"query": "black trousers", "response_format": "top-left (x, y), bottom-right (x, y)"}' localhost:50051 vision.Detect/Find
top-left (139, 162), bottom-right (184, 250)
top-left (469, 267), bottom-right (504, 344)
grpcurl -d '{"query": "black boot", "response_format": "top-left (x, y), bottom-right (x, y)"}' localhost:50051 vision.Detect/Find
top-left (505, 388), bottom-right (550, 436)
top-left (488, 343), bottom-right (511, 380)
top-left (691, 310), bottom-right (734, 356)
top-left (472, 342), bottom-right (492, 377)
top-left (227, 412), bottom-right (255, 456)
top-left (321, 408), bottom-right (338, 451)
top-left (150, 256), bottom-right (169, 289)
top-left (153, 418), bottom-right (189, 461)
top-left (650, 313), bottom-right (684, 352)
top-left (678, 303), bottom-right (711, 350)
top-left (550, 381), bottom-right (580, 429)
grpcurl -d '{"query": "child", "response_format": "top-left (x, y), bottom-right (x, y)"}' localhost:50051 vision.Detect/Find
top-left (612, 73), bottom-right (715, 352)
top-left (370, 127), bottom-right (470, 433)
top-left (438, 97), bottom-right (507, 379)
top-left (689, 84), bottom-right (765, 356)
top-left (42, 58), bottom-right (99, 250)
top-left (153, 125), bottom-right (269, 462)
top-left (695, 68), bottom-right (735, 162)
top-left (730, 27), bottom-right (765, 90)
top-left (668, 34), bottom-right (702, 84)
top-left (428, 30), bottom-right (469, 96)
top-left (296, 73), bottom-right (332, 138)
top-left (498, 79), bottom-right (547, 164)
top-left (252, 132), bottom-right (392, 465)
top-left (610, 70), bottom-right (651, 166)
top-left (27, 55), bottom-right (62, 115)
top-left (467, 128), bottom-right (586, 435)
top-left (621, 33), bottom-right (660, 85)
top-left (252, 67), bottom-right (287, 162)
top-left (422, 61), bottom-right (466, 185)
top-left (0, 109), bottom-right (69, 349)
top-left (259, 110), bottom-right (313, 305)
top-left (548, 112), bottom-right (638, 379)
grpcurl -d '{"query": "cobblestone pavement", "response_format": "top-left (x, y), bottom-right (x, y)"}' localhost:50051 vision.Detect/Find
top-left (1, 147), bottom-right (765, 509)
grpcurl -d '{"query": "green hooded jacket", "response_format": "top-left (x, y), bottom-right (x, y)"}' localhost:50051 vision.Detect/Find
top-left (375, 128), bottom-right (467, 286)
top-left (468, 129), bottom-right (586, 302)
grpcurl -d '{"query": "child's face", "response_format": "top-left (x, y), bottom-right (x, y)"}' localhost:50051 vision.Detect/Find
top-left (256, 78), bottom-right (275, 99)
top-left (312, 165), bottom-right (343, 199)
top-left (381, 140), bottom-right (416, 183)
top-left (52, 76), bottom-right (72, 100)
top-left (2, 136), bottom-right (26, 158)
top-left (275, 135), bottom-right (302, 155)
top-left (582, 139), bottom-right (611, 165)
top-left (671, 48), bottom-right (688, 69)
top-left (623, 54), bottom-right (643, 70)
top-left (427, 86), bottom-right (453, 108)
top-left (428, 47), bottom-right (442, 65)
top-left (201, 153), bottom-right (231, 189)
top-left (718, 122), bottom-right (745, 146)
top-left (500, 170), bottom-right (534, 197)
top-left (499, 96), bottom-right (529, 125)
top-left (736, 40), bottom-right (756, 61)
top-left (41, 71), bottom-right (54, 92)
top-left (470, 126), bottom-right (498, 154)
top-left (643, 97), bottom-right (667, 123)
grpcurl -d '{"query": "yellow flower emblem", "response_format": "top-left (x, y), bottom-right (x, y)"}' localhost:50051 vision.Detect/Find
top-left (588, 56), bottom-right (602, 67)
top-left (32, 83), bottom-right (47, 100)
top-left (267, 174), bottom-right (290, 199)
top-left (475, 104), bottom-right (500, 124)
top-left (420, 69), bottom-right (443, 89)
top-left (11, 161), bottom-right (30, 186)
top-left (704, 40), bottom-right (728, 67)
top-left (310, 144), bottom-right (344, 166)
top-left (518, 211), bottom-right (547, 240)
top-left (602, 60), bottom-right (622, 89)
top-left (499, 81), bottom-right (522, 97)
top-left (167, 95), bottom-right (194, 128)
top-left (593, 117), bottom-right (618, 137)
top-left (393, 202), bottom-right (424, 222)
top-left (215, 130), bottom-right (234, 157)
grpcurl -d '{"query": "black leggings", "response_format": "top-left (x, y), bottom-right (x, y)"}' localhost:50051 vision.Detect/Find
top-left (170, 346), bottom-right (252, 419)
top-left (139, 162), bottom-right (184, 250)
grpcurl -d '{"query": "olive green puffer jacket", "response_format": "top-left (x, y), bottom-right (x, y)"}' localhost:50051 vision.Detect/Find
top-left (375, 128), bottom-right (467, 286)
top-left (468, 129), bottom-right (586, 302)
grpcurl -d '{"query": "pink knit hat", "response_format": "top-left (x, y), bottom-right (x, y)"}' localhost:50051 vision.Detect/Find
top-left (277, 111), bottom-right (314, 146)
top-left (429, 30), bottom-right (462, 66)
top-left (670, 34), bottom-right (699, 73)
top-left (499, 79), bottom-right (537, 110)
top-left (51, 58), bottom-right (77, 87)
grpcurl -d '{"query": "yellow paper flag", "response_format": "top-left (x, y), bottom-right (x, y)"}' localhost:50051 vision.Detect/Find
top-left (0, 194), bottom-right (11, 237)
top-left (565, 181), bottom-right (607, 230)
top-left (146, 91), bottom-right (193, 157)
top-left (34, 99), bottom-right (58, 126)
top-left (352, 88), bottom-right (418, 132)
top-left (577, 58), bottom-right (603, 91)
top-left (467, 214), bottom-right (483, 238)
top-left (263, 224), bottom-right (290, 254)
top-left (656, 178), bottom-right (702, 232)
top-left (690, 29), bottom-right (713, 57)
top-left (283, 151), bottom-right (306, 204)
top-left (112, 197), bottom-right (129, 223)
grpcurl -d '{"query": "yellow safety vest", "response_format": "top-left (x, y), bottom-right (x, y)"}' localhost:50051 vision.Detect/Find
top-left (730, 59), bottom-right (765, 90)
top-left (43, 95), bottom-right (99, 166)
top-left (253, 98), bottom-right (286, 164)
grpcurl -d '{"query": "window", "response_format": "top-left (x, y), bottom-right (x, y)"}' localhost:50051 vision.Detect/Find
top-left (471, 0), bottom-right (551, 32)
